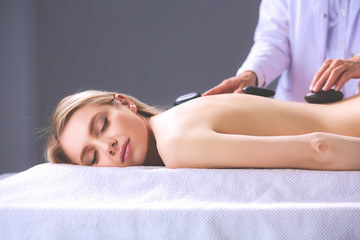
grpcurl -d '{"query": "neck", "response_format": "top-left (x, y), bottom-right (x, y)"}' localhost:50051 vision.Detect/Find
top-left (143, 116), bottom-right (164, 166)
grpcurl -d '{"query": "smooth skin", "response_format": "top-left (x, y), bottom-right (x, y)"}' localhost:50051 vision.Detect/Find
top-left (60, 93), bottom-right (360, 170)
top-left (151, 93), bottom-right (360, 170)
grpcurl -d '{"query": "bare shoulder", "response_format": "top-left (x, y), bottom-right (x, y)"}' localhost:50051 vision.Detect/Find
top-left (150, 94), bottom-right (276, 167)
top-left (149, 102), bottom-right (213, 168)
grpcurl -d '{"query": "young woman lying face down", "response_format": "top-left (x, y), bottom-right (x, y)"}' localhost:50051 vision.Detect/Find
top-left (47, 90), bottom-right (360, 170)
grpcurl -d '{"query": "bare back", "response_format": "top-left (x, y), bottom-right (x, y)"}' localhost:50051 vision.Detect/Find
top-left (149, 93), bottom-right (360, 169)
top-left (152, 93), bottom-right (360, 139)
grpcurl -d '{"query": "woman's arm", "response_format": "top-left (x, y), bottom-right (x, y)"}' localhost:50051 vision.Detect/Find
top-left (165, 131), bottom-right (360, 170)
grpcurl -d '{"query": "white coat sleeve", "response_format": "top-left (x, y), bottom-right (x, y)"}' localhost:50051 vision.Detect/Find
top-left (237, 0), bottom-right (291, 87)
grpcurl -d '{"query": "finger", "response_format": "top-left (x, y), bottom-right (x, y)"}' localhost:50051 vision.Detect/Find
top-left (310, 60), bottom-right (332, 91)
top-left (322, 65), bottom-right (347, 91)
top-left (233, 81), bottom-right (253, 94)
top-left (347, 59), bottom-right (360, 79)
top-left (312, 70), bottom-right (332, 92)
top-left (202, 88), bottom-right (217, 96)
top-left (234, 88), bottom-right (244, 94)
top-left (202, 81), bottom-right (233, 96)
top-left (202, 87), bottom-right (222, 96)
top-left (335, 71), bottom-right (351, 91)
top-left (202, 85), bottom-right (231, 96)
top-left (313, 59), bottom-right (345, 91)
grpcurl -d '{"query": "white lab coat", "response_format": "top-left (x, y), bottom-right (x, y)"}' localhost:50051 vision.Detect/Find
top-left (238, 0), bottom-right (360, 101)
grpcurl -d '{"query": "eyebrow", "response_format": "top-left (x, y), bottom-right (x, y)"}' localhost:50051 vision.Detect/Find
top-left (79, 112), bottom-right (100, 164)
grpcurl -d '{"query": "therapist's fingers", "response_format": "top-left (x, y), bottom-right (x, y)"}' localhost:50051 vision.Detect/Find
top-left (203, 71), bottom-right (257, 96)
top-left (325, 56), bottom-right (360, 91)
top-left (310, 59), bottom-right (334, 92)
top-left (311, 56), bottom-right (360, 92)
top-left (233, 81), bottom-right (252, 94)
top-left (202, 77), bottom-right (240, 96)
top-left (333, 71), bottom-right (352, 91)
top-left (334, 57), bottom-right (360, 90)
top-left (322, 64), bottom-right (349, 91)
top-left (321, 63), bottom-right (347, 91)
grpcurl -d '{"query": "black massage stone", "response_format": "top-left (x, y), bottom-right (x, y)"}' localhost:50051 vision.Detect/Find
top-left (242, 86), bottom-right (275, 97)
top-left (304, 90), bottom-right (344, 104)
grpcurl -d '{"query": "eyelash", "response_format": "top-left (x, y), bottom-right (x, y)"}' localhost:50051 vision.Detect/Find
top-left (91, 150), bottom-right (97, 166)
top-left (100, 117), bottom-right (108, 133)
top-left (91, 117), bottom-right (108, 165)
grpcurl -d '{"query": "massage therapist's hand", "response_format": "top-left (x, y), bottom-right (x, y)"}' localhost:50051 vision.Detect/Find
top-left (202, 71), bottom-right (257, 96)
top-left (310, 55), bottom-right (360, 92)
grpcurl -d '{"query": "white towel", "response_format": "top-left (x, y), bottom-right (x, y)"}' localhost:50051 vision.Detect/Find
top-left (1, 163), bottom-right (360, 239)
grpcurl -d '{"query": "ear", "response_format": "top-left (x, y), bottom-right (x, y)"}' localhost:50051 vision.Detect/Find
top-left (114, 94), bottom-right (137, 113)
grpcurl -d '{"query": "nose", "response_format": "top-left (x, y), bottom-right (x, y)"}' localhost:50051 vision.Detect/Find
top-left (107, 138), bottom-right (118, 156)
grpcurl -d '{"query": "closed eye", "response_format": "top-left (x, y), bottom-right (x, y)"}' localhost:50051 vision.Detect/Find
top-left (100, 117), bottom-right (108, 133)
top-left (91, 150), bottom-right (97, 166)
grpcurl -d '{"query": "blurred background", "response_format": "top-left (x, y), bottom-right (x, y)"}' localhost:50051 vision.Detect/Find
top-left (0, 0), bottom-right (263, 174)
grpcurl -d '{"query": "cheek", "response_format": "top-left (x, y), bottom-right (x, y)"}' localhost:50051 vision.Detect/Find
top-left (114, 112), bottom-right (148, 138)
top-left (131, 117), bottom-right (148, 143)
top-left (115, 113), bottom-right (149, 164)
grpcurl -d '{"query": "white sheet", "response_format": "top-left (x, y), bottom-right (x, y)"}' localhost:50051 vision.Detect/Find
top-left (0, 163), bottom-right (359, 239)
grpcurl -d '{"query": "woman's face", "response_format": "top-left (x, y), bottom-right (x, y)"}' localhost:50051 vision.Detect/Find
top-left (59, 95), bottom-right (149, 167)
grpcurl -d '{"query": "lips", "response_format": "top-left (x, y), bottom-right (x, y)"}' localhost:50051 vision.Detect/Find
top-left (120, 138), bottom-right (130, 163)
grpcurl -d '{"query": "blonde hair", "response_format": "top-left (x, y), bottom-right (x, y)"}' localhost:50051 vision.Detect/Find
top-left (46, 90), bottom-right (163, 164)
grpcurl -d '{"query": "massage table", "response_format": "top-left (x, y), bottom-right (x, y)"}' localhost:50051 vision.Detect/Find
top-left (1, 163), bottom-right (359, 239)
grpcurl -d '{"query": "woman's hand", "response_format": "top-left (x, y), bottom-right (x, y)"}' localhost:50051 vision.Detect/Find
top-left (202, 71), bottom-right (257, 96)
top-left (310, 55), bottom-right (360, 92)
